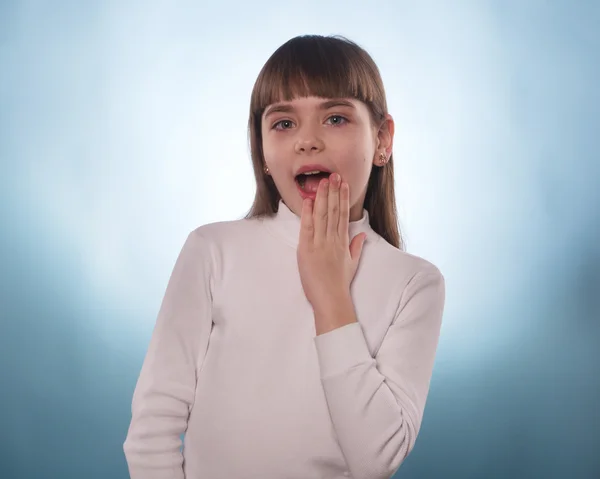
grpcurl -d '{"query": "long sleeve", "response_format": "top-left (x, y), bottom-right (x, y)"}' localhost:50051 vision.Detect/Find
top-left (314, 265), bottom-right (445, 479)
top-left (123, 231), bottom-right (215, 479)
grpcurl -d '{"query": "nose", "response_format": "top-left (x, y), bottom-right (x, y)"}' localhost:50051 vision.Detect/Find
top-left (294, 133), bottom-right (325, 154)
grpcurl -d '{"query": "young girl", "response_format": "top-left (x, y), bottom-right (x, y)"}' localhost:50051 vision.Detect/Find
top-left (123, 34), bottom-right (445, 479)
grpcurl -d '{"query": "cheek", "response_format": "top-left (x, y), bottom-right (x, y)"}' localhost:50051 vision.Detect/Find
top-left (262, 132), bottom-right (288, 157)
top-left (337, 128), bottom-right (373, 156)
top-left (336, 136), bottom-right (372, 169)
top-left (338, 158), bottom-right (371, 195)
top-left (261, 141), bottom-right (279, 166)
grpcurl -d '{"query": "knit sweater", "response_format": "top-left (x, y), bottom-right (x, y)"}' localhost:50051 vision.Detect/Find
top-left (123, 199), bottom-right (445, 479)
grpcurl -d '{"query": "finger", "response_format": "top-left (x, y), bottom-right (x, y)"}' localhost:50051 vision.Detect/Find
top-left (299, 198), bottom-right (314, 243)
top-left (313, 178), bottom-right (329, 242)
top-left (327, 173), bottom-right (341, 239)
top-left (338, 181), bottom-right (350, 244)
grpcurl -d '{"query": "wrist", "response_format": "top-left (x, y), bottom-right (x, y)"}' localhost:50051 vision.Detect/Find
top-left (312, 290), bottom-right (352, 316)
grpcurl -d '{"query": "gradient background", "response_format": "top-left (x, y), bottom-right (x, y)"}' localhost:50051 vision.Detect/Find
top-left (1, 1), bottom-right (599, 478)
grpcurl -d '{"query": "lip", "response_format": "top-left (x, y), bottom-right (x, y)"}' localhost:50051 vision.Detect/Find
top-left (294, 164), bottom-right (333, 176)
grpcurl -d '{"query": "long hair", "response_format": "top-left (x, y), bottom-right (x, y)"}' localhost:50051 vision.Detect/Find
top-left (243, 34), bottom-right (404, 250)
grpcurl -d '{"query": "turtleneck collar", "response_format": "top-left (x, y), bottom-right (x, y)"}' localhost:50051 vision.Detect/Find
top-left (263, 199), bottom-right (378, 248)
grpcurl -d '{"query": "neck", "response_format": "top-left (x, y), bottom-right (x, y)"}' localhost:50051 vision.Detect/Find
top-left (262, 199), bottom-right (376, 249)
top-left (349, 202), bottom-right (364, 222)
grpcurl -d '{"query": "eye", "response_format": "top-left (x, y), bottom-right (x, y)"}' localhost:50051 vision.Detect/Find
top-left (271, 115), bottom-right (349, 131)
top-left (272, 119), bottom-right (294, 130)
top-left (326, 115), bottom-right (349, 126)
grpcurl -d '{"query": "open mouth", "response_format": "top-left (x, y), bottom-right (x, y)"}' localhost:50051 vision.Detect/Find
top-left (295, 171), bottom-right (331, 193)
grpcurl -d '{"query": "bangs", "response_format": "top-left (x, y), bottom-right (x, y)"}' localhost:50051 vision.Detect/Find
top-left (251, 35), bottom-right (383, 116)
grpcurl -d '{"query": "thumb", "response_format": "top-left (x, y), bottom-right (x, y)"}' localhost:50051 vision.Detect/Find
top-left (349, 233), bottom-right (367, 262)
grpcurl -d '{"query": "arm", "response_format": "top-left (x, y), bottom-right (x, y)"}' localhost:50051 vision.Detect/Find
top-left (313, 266), bottom-right (445, 479)
top-left (123, 231), bottom-right (214, 479)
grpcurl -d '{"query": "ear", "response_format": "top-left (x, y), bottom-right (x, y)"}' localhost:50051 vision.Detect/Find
top-left (374, 113), bottom-right (395, 163)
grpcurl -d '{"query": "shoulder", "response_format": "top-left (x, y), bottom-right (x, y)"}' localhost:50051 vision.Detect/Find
top-left (368, 239), bottom-right (445, 325)
top-left (172, 216), bottom-right (261, 280)
top-left (366, 235), bottom-right (445, 314)
top-left (178, 215), bottom-right (264, 264)
top-left (369, 235), bottom-right (444, 285)
top-left (186, 215), bottom-right (261, 245)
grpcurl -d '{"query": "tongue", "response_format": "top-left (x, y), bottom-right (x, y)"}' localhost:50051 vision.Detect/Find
top-left (303, 174), bottom-right (329, 193)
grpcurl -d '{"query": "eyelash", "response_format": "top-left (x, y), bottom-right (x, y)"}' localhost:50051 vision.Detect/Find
top-left (271, 115), bottom-right (349, 131)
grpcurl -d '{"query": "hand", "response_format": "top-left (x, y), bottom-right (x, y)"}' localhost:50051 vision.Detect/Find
top-left (297, 172), bottom-right (367, 314)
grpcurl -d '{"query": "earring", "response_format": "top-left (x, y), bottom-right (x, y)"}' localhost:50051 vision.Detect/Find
top-left (264, 165), bottom-right (270, 175)
top-left (378, 152), bottom-right (387, 165)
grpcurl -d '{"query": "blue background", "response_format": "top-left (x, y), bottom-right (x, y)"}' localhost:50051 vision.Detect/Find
top-left (1, 1), bottom-right (599, 478)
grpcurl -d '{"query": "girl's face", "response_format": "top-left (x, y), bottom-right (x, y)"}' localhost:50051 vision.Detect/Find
top-left (261, 96), bottom-right (394, 221)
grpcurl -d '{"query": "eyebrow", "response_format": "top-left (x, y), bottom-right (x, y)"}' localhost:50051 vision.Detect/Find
top-left (263, 99), bottom-right (356, 119)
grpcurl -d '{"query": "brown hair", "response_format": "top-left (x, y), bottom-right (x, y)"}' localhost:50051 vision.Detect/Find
top-left (243, 34), bottom-right (404, 250)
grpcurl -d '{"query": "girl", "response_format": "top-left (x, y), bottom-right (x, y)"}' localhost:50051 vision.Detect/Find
top-left (123, 34), bottom-right (445, 479)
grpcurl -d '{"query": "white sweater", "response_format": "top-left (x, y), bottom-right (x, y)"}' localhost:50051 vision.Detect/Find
top-left (123, 199), bottom-right (445, 479)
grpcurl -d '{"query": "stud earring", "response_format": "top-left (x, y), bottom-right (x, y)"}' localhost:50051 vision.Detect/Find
top-left (378, 153), bottom-right (387, 165)
top-left (264, 165), bottom-right (270, 175)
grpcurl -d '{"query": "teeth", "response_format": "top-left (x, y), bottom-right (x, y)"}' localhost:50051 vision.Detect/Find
top-left (302, 170), bottom-right (326, 175)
